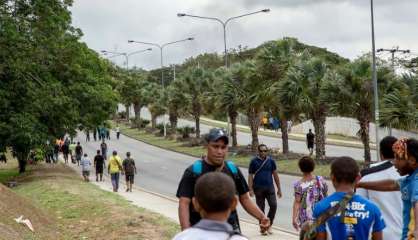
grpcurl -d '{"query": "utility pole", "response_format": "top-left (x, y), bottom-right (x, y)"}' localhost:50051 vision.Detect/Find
top-left (376, 47), bottom-right (410, 136)
top-left (377, 47), bottom-right (411, 71)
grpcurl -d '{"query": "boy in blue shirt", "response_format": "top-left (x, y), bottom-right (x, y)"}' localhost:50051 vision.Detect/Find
top-left (358, 138), bottom-right (418, 240)
top-left (313, 157), bottom-right (385, 240)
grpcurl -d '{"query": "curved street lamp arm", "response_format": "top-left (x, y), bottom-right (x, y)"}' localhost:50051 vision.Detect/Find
top-left (127, 48), bottom-right (152, 57)
top-left (161, 38), bottom-right (194, 49)
top-left (225, 9), bottom-right (269, 26)
top-left (178, 13), bottom-right (225, 26)
top-left (128, 40), bottom-right (162, 49)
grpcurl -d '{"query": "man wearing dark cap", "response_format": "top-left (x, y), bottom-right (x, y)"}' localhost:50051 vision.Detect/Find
top-left (176, 128), bottom-right (270, 233)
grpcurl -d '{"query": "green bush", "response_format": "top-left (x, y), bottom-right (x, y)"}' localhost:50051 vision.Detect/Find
top-left (176, 126), bottom-right (196, 139)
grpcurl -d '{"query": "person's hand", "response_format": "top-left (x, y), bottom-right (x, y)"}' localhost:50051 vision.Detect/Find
top-left (249, 190), bottom-right (254, 197)
top-left (259, 216), bottom-right (270, 231)
top-left (277, 190), bottom-right (282, 198)
top-left (292, 218), bottom-right (299, 230)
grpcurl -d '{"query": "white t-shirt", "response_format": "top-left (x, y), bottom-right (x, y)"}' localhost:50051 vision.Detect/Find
top-left (173, 228), bottom-right (248, 240)
top-left (357, 160), bottom-right (402, 240)
top-left (80, 157), bottom-right (91, 171)
top-left (172, 219), bottom-right (248, 240)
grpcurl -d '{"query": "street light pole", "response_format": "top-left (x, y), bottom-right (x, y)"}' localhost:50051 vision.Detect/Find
top-left (370, 0), bottom-right (380, 161)
top-left (178, 9), bottom-right (270, 143)
top-left (128, 38), bottom-right (194, 137)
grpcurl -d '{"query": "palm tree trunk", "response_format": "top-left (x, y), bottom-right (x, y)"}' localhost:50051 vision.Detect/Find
top-left (229, 110), bottom-right (238, 147)
top-left (151, 114), bottom-right (157, 129)
top-left (169, 110), bottom-right (178, 131)
top-left (358, 117), bottom-right (371, 164)
top-left (125, 104), bottom-right (130, 121)
top-left (280, 119), bottom-right (289, 154)
top-left (195, 115), bottom-right (200, 138)
top-left (17, 151), bottom-right (28, 173)
top-left (133, 103), bottom-right (141, 128)
top-left (312, 114), bottom-right (326, 163)
top-left (248, 108), bottom-right (261, 152)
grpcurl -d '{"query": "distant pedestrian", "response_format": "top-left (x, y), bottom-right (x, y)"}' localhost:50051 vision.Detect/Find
top-left (69, 141), bottom-right (76, 163)
top-left (93, 129), bottom-right (97, 141)
top-left (62, 142), bottom-right (69, 164)
top-left (94, 150), bottom-right (105, 182)
top-left (287, 120), bottom-right (293, 133)
top-left (53, 142), bottom-right (59, 163)
top-left (248, 144), bottom-right (282, 235)
top-left (122, 152), bottom-right (137, 192)
top-left (75, 142), bottom-right (83, 166)
top-left (80, 153), bottom-right (91, 182)
top-left (272, 117), bottom-right (279, 132)
top-left (173, 172), bottom-right (249, 240)
top-left (106, 128), bottom-right (110, 140)
top-left (116, 126), bottom-right (120, 140)
top-left (100, 140), bottom-right (108, 161)
top-left (108, 151), bottom-right (123, 192)
top-left (306, 129), bottom-right (315, 155)
top-left (100, 127), bottom-right (106, 140)
top-left (86, 129), bottom-right (90, 142)
top-left (292, 156), bottom-right (328, 231)
top-left (262, 116), bottom-right (268, 130)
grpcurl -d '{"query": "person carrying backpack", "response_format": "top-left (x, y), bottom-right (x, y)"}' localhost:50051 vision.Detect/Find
top-left (176, 128), bottom-right (270, 233)
top-left (122, 152), bottom-right (137, 192)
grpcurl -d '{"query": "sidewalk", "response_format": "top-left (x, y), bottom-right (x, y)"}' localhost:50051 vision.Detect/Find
top-left (68, 163), bottom-right (298, 240)
top-left (200, 116), bottom-right (377, 149)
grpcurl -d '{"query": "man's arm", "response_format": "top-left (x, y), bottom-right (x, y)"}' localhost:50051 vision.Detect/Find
top-left (371, 231), bottom-right (383, 240)
top-left (315, 232), bottom-right (327, 240)
top-left (272, 171), bottom-right (282, 198)
top-left (356, 179), bottom-right (400, 191)
top-left (414, 202), bottom-right (418, 239)
top-left (248, 174), bottom-right (254, 197)
top-left (178, 197), bottom-right (191, 230)
top-left (239, 193), bottom-right (269, 228)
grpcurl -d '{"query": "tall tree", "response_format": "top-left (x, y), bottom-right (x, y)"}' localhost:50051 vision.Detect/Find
top-left (279, 56), bottom-right (331, 162)
top-left (177, 67), bottom-right (211, 138)
top-left (324, 57), bottom-right (395, 163)
top-left (231, 60), bottom-right (270, 151)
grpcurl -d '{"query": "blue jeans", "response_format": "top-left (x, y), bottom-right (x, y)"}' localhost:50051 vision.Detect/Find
top-left (111, 173), bottom-right (120, 191)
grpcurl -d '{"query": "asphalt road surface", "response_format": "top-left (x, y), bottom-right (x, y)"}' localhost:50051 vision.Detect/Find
top-left (76, 130), bottom-right (335, 234)
top-left (139, 108), bottom-right (377, 161)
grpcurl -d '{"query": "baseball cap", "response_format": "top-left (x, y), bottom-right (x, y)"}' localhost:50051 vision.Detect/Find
top-left (206, 128), bottom-right (229, 144)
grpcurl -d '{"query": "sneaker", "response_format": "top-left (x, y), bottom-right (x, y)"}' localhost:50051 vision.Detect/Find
top-left (267, 227), bottom-right (273, 235)
top-left (260, 229), bottom-right (268, 236)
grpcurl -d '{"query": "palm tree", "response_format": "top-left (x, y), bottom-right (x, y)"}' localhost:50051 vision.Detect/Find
top-left (211, 67), bottom-right (241, 147)
top-left (145, 82), bottom-right (166, 129)
top-left (178, 67), bottom-right (211, 138)
top-left (279, 55), bottom-right (331, 162)
top-left (257, 38), bottom-right (300, 154)
top-left (231, 60), bottom-right (271, 151)
top-left (380, 74), bottom-right (418, 130)
top-left (166, 83), bottom-right (188, 132)
top-left (324, 57), bottom-right (395, 163)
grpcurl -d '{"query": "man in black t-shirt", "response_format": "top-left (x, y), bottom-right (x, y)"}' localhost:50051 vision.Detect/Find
top-left (176, 128), bottom-right (270, 233)
top-left (75, 142), bottom-right (83, 166)
top-left (94, 150), bottom-right (105, 182)
top-left (306, 129), bottom-right (315, 155)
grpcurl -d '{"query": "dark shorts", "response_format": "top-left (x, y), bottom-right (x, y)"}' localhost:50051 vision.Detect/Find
top-left (82, 171), bottom-right (90, 177)
top-left (96, 166), bottom-right (103, 174)
top-left (76, 154), bottom-right (82, 161)
top-left (307, 143), bottom-right (314, 149)
top-left (125, 174), bottom-right (134, 183)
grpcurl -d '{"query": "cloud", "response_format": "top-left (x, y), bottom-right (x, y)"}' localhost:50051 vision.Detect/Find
top-left (70, 0), bottom-right (418, 70)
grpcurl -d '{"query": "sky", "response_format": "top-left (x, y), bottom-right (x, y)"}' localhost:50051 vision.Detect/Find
top-left (70, 0), bottom-right (418, 70)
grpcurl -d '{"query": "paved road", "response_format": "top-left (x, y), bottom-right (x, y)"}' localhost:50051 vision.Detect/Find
top-left (76, 131), bottom-right (328, 233)
top-left (139, 108), bottom-right (377, 161)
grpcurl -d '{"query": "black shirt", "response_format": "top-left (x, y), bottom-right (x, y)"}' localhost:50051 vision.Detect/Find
top-left (307, 132), bottom-right (315, 144)
top-left (75, 145), bottom-right (83, 155)
top-left (94, 155), bottom-right (104, 169)
top-left (176, 160), bottom-right (249, 230)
